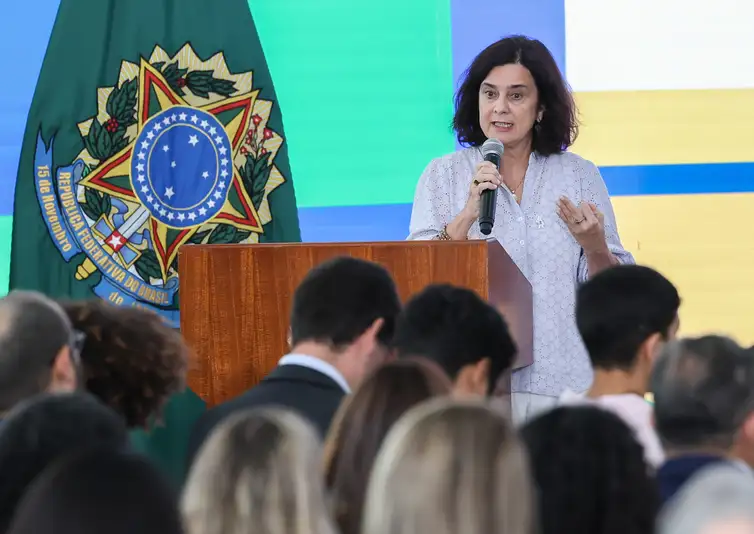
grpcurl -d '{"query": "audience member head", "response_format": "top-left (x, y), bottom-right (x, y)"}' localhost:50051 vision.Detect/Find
top-left (393, 284), bottom-right (516, 396)
top-left (651, 336), bottom-right (754, 463)
top-left (0, 393), bottom-right (128, 532)
top-left (576, 265), bottom-right (680, 394)
top-left (61, 299), bottom-right (189, 428)
top-left (183, 408), bottom-right (336, 534)
top-left (7, 448), bottom-right (183, 534)
top-left (521, 406), bottom-right (658, 534)
top-left (363, 398), bottom-right (534, 534)
top-left (0, 290), bottom-right (80, 414)
top-left (453, 35), bottom-right (577, 155)
top-left (324, 359), bottom-right (452, 534)
top-left (289, 257), bottom-right (401, 389)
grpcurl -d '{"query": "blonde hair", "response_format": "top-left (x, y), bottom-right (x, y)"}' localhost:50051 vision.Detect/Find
top-left (363, 397), bottom-right (535, 534)
top-left (182, 408), bottom-right (337, 534)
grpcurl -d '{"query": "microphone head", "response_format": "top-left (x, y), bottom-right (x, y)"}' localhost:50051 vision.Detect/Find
top-left (481, 138), bottom-right (505, 159)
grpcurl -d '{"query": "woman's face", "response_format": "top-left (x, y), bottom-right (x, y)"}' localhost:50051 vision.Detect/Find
top-left (478, 63), bottom-right (541, 148)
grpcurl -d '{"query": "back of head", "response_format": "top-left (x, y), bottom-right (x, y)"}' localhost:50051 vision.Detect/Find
top-left (290, 257), bottom-right (400, 349)
top-left (61, 299), bottom-right (188, 428)
top-left (392, 284), bottom-right (516, 394)
top-left (520, 406), bottom-right (658, 534)
top-left (0, 393), bottom-right (128, 532)
top-left (325, 359), bottom-right (452, 534)
top-left (7, 448), bottom-right (183, 534)
top-left (651, 336), bottom-right (754, 451)
top-left (0, 290), bottom-right (74, 413)
top-left (576, 265), bottom-right (680, 370)
top-left (183, 408), bottom-right (335, 534)
top-left (363, 398), bottom-right (534, 534)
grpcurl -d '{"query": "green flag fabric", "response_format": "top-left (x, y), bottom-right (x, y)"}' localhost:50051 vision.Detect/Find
top-left (11, 0), bottom-right (300, 485)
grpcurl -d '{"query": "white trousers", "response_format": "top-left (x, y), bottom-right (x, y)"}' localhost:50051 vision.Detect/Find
top-left (511, 392), bottom-right (558, 426)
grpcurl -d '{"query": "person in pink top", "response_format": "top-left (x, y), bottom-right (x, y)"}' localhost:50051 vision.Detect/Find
top-left (559, 264), bottom-right (680, 468)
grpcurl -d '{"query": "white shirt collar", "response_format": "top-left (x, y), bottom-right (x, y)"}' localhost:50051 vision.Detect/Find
top-left (278, 353), bottom-right (351, 393)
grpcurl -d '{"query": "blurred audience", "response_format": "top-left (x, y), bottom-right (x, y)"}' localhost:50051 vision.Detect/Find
top-left (393, 284), bottom-right (517, 398)
top-left (183, 408), bottom-right (335, 534)
top-left (324, 359), bottom-right (452, 534)
top-left (0, 393), bottom-right (128, 532)
top-left (7, 448), bottom-right (183, 534)
top-left (0, 291), bottom-right (80, 419)
top-left (560, 264), bottom-right (680, 467)
top-left (521, 406), bottom-right (659, 534)
top-left (651, 335), bottom-right (754, 503)
top-left (187, 256), bottom-right (401, 464)
top-left (363, 397), bottom-right (534, 534)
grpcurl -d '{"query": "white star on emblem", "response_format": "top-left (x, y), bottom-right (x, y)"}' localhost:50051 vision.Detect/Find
top-left (219, 147), bottom-right (227, 155)
top-left (154, 123), bottom-right (161, 132)
top-left (207, 200), bottom-right (216, 208)
top-left (220, 170), bottom-right (228, 178)
top-left (198, 207), bottom-right (207, 216)
top-left (146, 195), bottom-right (154, 203)
top-left (108, 235), bottom-right (123, 248)
top-left (218, 181), bottom-right (226, 189)
top-left (209, 127), bottom-right (217, 135)
top-left (190, 115), bottom-right (199, 124)
top-left (162, 145), bottom-right (170, 152)
top-left (214, 136), bottom-right (223, 145)
top-left (141, 185), bottom-right (148, 193)
top-left (213, 191), bottom-right (222, 200)
top-left (146, 131), bottom-right (155, 140)
top-left (159, 208), bottom-right (167, 216)
top-left (188, 135), bottom-right (199, 147)
top-left (137, 152), bottom-right (145, 160)
top-left (153, 202), bottom-right (160, 210)
top-left (167, 212), bottom-right (175, 221)
top-left (220, 158), bottom-right (228, 166)
top-left (136, 163), bottom-right (144, 172)
top-left (163, 117), bottom-right (171, 126)
top-left (200, 120), bottom-right (209, 129)
top-left (164, 186), bottom-right (175, 199)
top-left (141, 140), bottom-right (149, 149)
top-left (137, 174), bottom-right (145, 183)
top-left (188, 212), bottom-right (197, 221)
top-left (177, 213), bottom-right (185, 221)
top-left (171, 114), bottom-right (177, 122)
top-left (171, 161), bottom-right (176, 168)
top-left (201, 171), bottom-right (209, 179)
top-left (179, 112), bottom-right (187, 121)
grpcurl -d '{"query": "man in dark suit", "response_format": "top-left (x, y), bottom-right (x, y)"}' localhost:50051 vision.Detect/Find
top-left (186, 256), bottom-right (401, 466)
top-left (652, 336), bottom-right (754, 505)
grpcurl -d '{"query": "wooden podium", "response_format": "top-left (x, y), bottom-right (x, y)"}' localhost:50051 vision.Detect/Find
top-left (179, 239), bottom-right (532, 408)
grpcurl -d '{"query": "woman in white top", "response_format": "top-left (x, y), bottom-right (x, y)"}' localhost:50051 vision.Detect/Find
top-left (408, 35), bottom-right (634, 423)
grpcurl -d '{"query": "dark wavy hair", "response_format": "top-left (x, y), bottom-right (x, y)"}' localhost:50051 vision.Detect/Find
top-left (453, 35), bottom-right (578, 155)
top-left (60, 299), bottom-right (189, 428)
top-left (521, 406), bottom-right (659, 534)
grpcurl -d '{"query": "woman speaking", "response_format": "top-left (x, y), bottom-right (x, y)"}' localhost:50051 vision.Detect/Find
top-left (408, 35), bottom-right (634, 423)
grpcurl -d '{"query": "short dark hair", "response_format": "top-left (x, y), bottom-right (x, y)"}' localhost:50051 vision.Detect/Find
top-left (651, 336), bottom-right (754, 450)
top-left (290, 257), bottom-right (401, 349)
top-left (325, 359), bottom-right (451, 534)
top-left (521, 406), bottom-right (659, 534)
top-left (576, 265), bottom-right (680, 371)
top-left (453, 35), bottom-right (578, 155)
top-left (7, 448), bottom-right (183, 534)
top-left (392, 284), bottom-right (516, 394)
top-left (0, 291), bottom-right (74, 412)
top-left (60, 300), bottom-right (189, 428)
top-left (0, 393), bottom-right (128, 532)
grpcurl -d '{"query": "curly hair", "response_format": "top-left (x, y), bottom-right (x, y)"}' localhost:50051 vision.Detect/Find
top-left (60, 300), bottom-right (189, 428)
top-left (520, 406), bottom-right (659, 534)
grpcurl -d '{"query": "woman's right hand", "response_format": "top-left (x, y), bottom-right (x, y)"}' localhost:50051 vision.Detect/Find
top-left (462, 161), bottom-right (501, 219)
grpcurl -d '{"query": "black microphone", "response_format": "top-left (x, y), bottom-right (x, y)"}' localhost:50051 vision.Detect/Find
top-left (479, 138), bottom-right (504, 235)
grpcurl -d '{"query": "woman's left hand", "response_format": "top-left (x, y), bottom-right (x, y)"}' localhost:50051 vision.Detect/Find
top-left (557, 196), bottom-right (608, 254)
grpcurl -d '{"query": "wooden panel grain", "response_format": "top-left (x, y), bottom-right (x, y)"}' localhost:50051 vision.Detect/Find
top-left (179, 240), bottom-right (532, 407)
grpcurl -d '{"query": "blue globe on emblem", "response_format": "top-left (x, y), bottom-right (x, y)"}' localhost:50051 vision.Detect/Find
top-left (130, 106), bottom-right (232, 229)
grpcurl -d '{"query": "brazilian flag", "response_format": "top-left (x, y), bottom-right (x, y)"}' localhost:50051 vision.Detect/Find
top-left (10, 0), bottom-right (300, 485)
